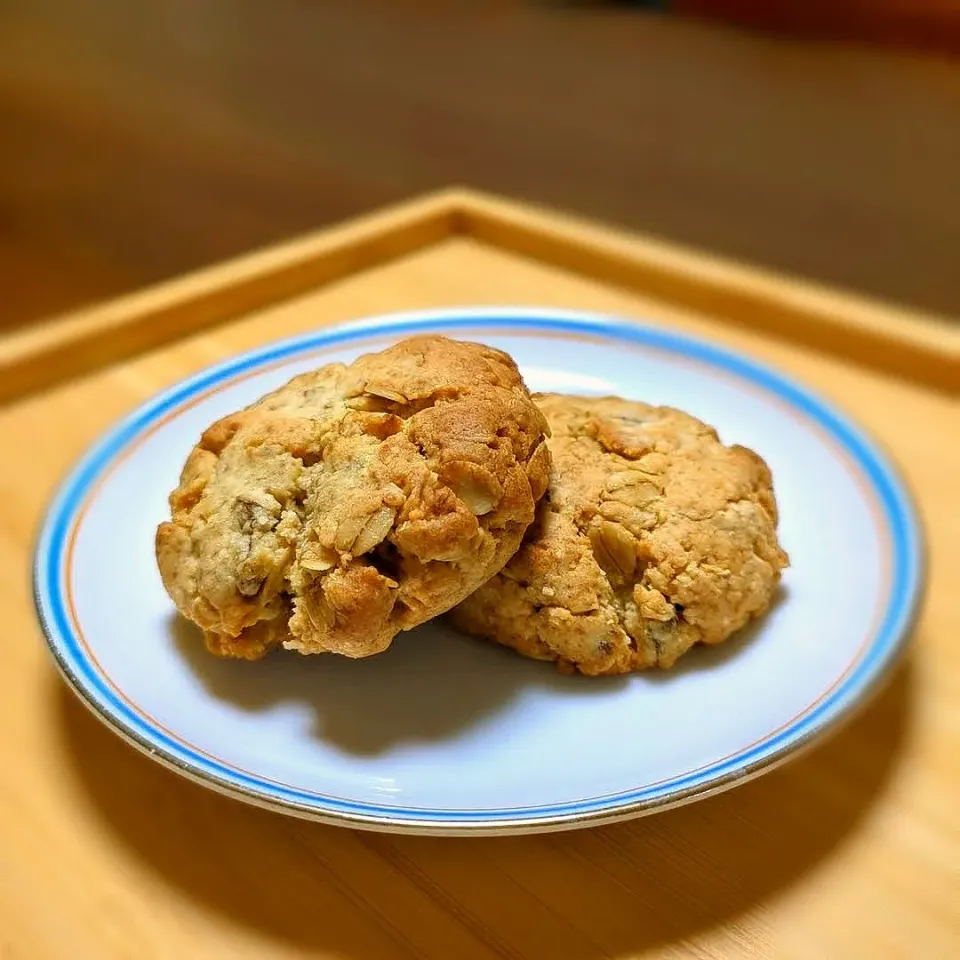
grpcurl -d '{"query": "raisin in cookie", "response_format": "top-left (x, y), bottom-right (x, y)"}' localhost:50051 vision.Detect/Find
top-left (156, 336), bottom-right (550, 660)
top-left (449, 394), bottom-right (788, 675)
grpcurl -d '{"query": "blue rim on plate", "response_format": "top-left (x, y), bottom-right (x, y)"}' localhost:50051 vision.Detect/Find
top-left (33, 308), bottom-right (924, 833)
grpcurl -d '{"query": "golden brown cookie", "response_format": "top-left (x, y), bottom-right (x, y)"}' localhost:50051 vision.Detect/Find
top-left (156, 336), bottom-right (550, 660)
top-left (449, 394), bottom-right (788, 675)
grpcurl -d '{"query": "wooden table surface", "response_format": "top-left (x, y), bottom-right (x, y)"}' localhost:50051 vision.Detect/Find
top-left (1, 198), bottom-right (957, 957)
top-left (3, 0), bottom-right (960, 330)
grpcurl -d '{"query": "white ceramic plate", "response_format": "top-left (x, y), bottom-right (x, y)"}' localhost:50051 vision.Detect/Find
top-left (34, 308), bottom-right (922, 835)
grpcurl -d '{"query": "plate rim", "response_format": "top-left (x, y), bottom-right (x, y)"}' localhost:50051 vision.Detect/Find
top-left (33, 306), bottom-right (925, 835)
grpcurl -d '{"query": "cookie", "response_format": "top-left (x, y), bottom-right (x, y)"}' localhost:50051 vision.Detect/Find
top-left (156, 336), bottom-right (550, 660)
top-left (449, 394), bottom-right (788, 675)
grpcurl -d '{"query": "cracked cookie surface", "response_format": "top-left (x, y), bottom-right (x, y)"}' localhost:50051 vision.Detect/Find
top-left (156, 336), bottom-right (550, 659)
top-left (449, 394), bottom-right (788, 675)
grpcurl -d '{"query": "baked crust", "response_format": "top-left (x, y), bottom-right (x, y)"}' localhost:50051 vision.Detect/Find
top-left (449, 394), bottom-right (788, 675)
top-left (156, 336), bottom-right (550, 659)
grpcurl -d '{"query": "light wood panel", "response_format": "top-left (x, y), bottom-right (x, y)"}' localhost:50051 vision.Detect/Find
top-left (1, 220), bottom-right (957, 957)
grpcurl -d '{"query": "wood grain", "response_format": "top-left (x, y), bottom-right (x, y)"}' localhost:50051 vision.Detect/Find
top-left (2, 190), bottom-right (957, 405)
top-left (460, 190), bottom-right (960, 392)
top-left (1, 206), bottom-right (957, 957)
top-left (0, 190), bottom-right (457, 404)
top-left (3, 0), bottom-right (960, 333)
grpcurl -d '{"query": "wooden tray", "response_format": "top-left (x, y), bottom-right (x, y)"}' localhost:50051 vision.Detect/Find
top-left (2, 189), bottom-right (957, 958)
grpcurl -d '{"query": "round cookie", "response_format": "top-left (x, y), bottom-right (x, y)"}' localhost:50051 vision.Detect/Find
top-left (156, 336), bottom-right (550, 660)
top-left (449, 394), bottom-right (788, 675)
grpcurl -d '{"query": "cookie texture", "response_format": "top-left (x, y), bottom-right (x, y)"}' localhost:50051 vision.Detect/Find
top-left (449, 394), bottom-right (788, 675)
top-left (156, 336), bottom-right (550, 660)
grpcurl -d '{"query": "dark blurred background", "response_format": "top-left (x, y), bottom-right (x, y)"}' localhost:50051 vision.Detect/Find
top-left (2, 0), bottom-right (959, 333)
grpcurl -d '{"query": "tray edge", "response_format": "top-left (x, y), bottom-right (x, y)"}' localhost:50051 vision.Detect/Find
top-left (1, 186), bottom-right (956, 403)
